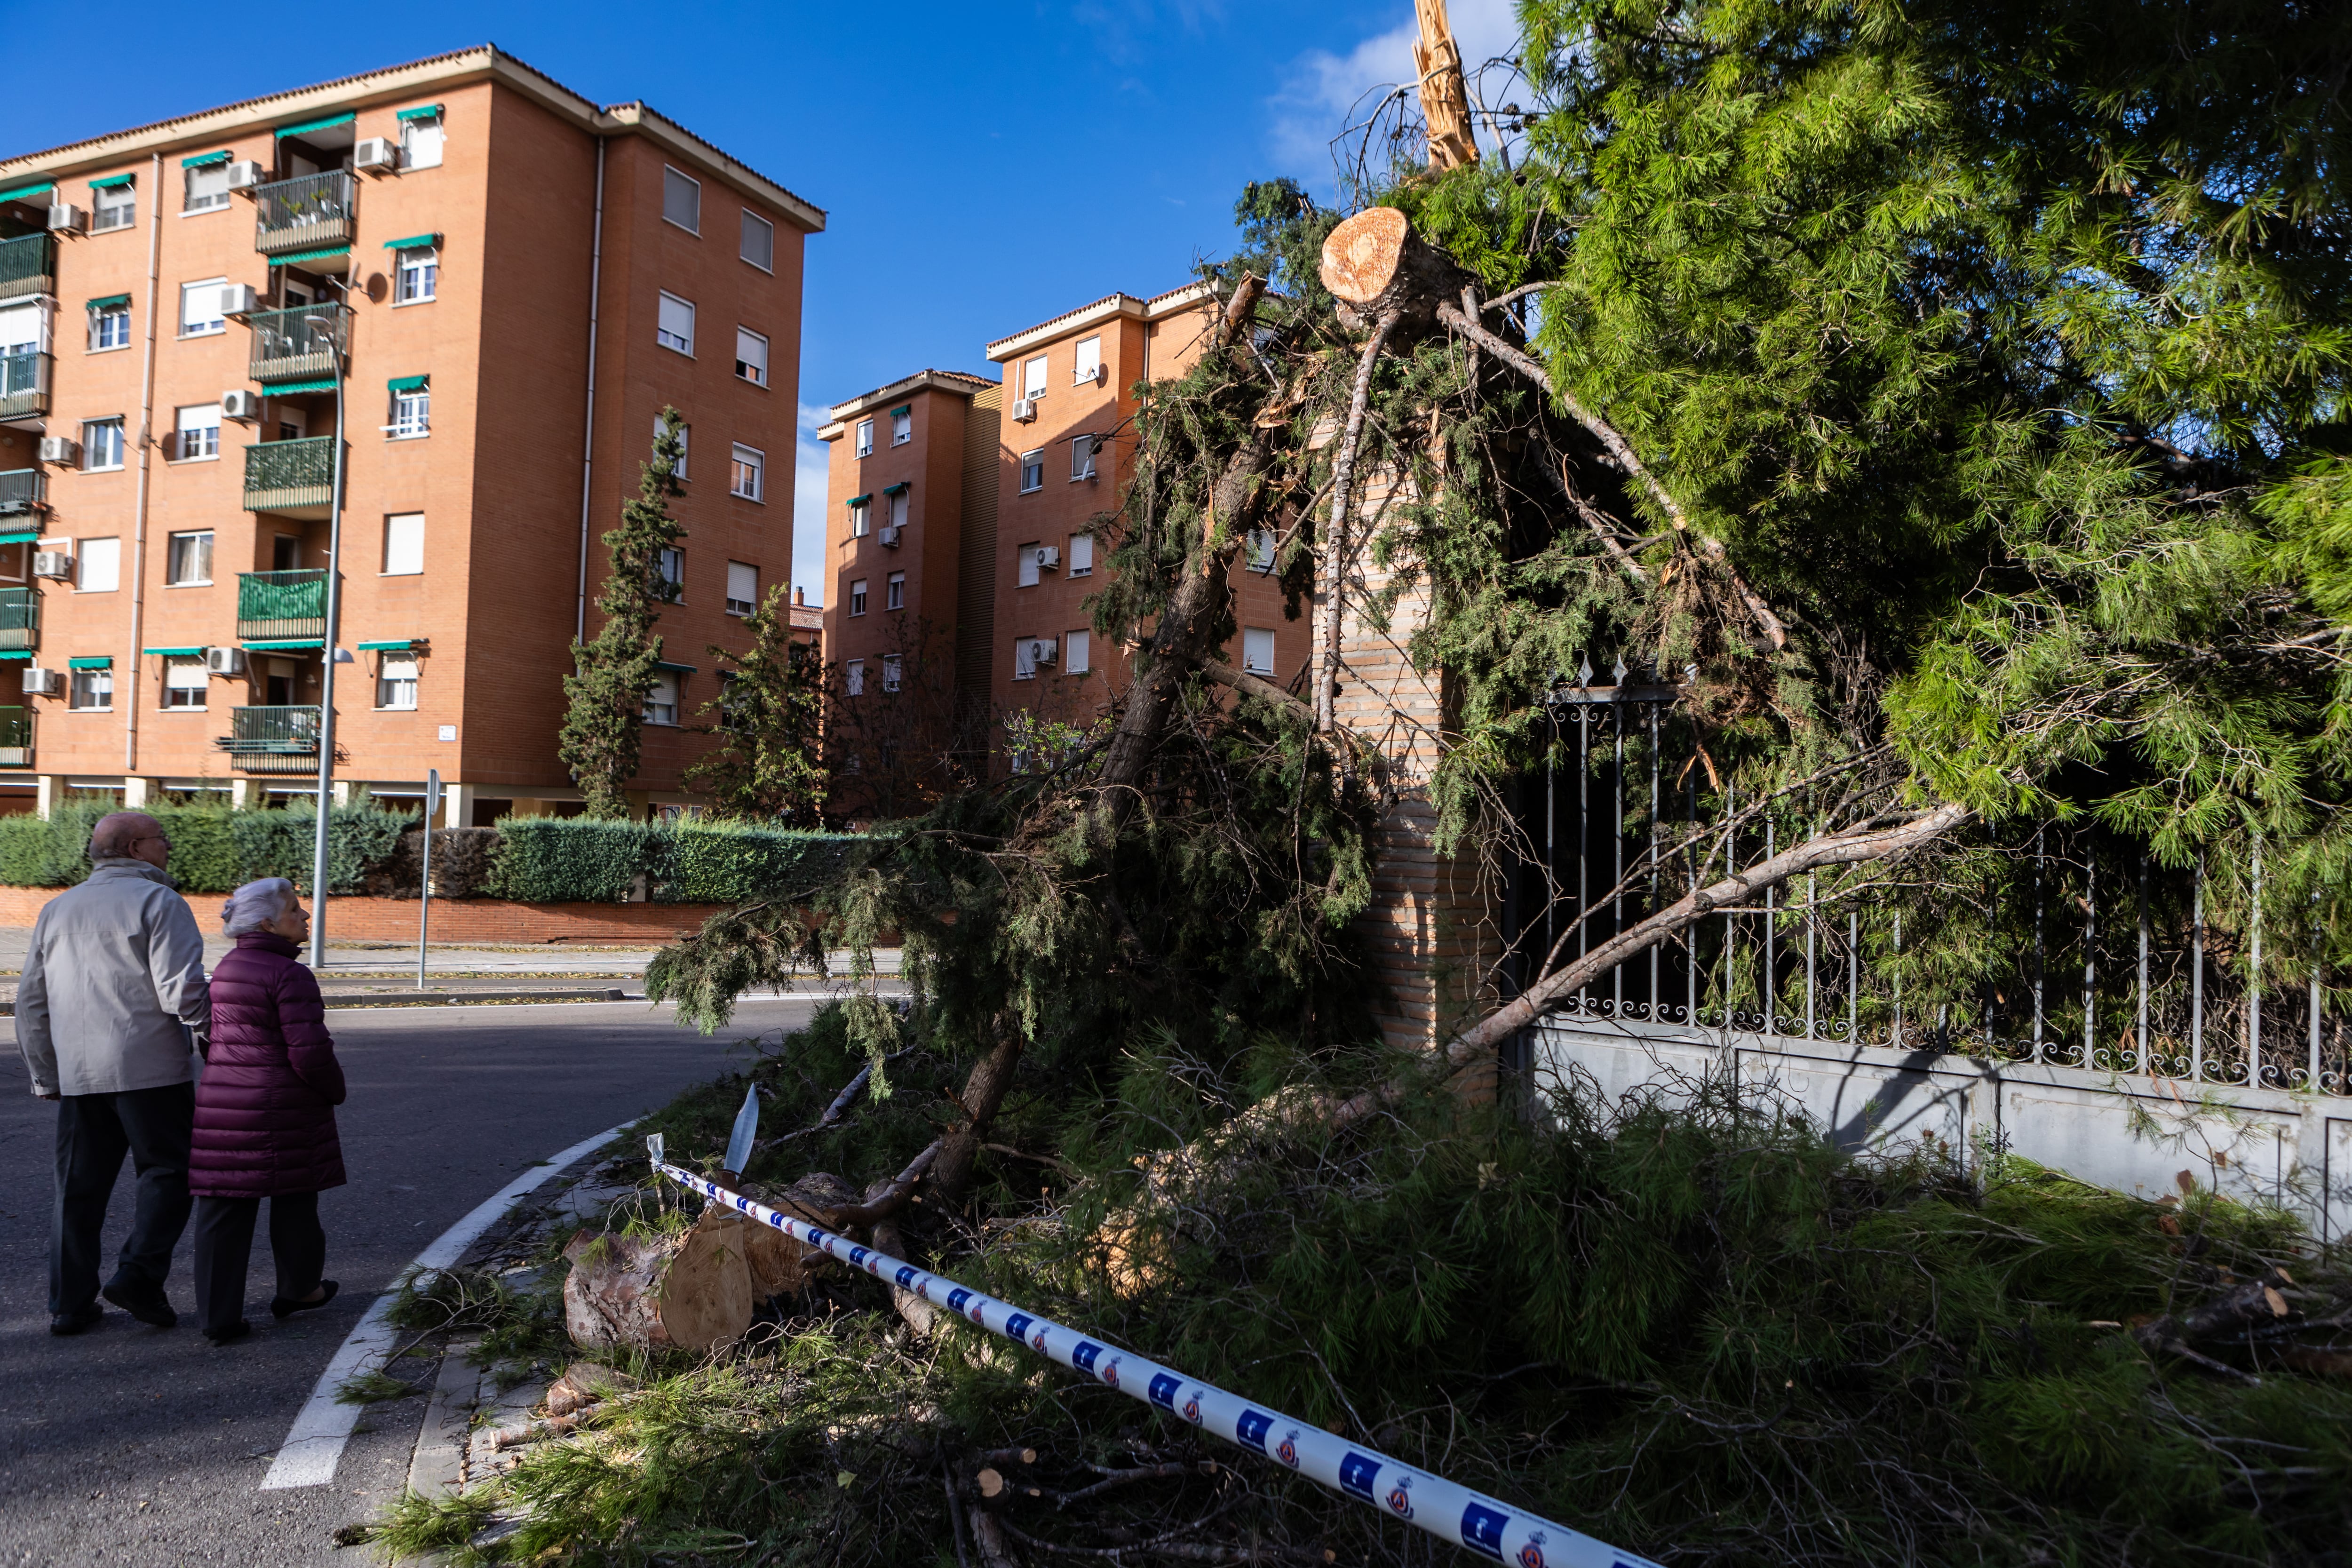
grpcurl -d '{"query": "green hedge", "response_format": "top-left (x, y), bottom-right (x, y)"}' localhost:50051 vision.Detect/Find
top-left (662, 821), bottom-right (857, 905)
top-left (489, 818), bottom-right (861, 905)
top-left (0, 796), bottom-right (419, 894)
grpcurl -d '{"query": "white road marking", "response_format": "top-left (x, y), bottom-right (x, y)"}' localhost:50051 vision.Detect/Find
top-left (258, 1122), bottom-right (634, 1490)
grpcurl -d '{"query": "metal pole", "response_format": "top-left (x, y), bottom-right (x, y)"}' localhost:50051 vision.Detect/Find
top-left (2032, 828), bottom-right (2045, 1061)
top-left (2082, 859), bottom-right (2096, 1066)
top-left (2249, 838), bottom-right (2264, 1079)
top-left (2137, 856), bottom-right (2149, 1076)
top-left (417, 768), bottom-right (440, 990)
top-left (2191, 858), bottom-right (2205, 1082)
top-left (1763, 819), bottom-right (1776, 1036)
top-left (307, 302), bottom-right (347, 967)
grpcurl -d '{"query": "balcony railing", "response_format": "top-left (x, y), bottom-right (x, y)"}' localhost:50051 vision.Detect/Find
top-left (242, 438), bottom-right (340, 514)
top-left (0, 233), bottom-right (54, 302)
top-left (246, 302), bottom-right (348, 384)
top-left (0, 348), bottom-right (51, 420)
top-left (0, 706), bottom-right (31, 768)
top-left (0, 468), bottom-right (46, 518)
top-left (253, 170), bottom-right (355, 258)
top-left (217, 705), bottom-right (320, 774)
top-left (0, 587), bottom-right (39, 653)
top-left (237, 570), bottom-right (328, 642)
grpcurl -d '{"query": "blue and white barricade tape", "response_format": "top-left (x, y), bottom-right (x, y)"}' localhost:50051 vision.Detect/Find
top-left (655, 1159), bottom-right (1661, 1568)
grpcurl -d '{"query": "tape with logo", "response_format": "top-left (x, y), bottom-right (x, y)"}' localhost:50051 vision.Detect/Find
top-left (655, 1161), bottom-right (1660, 1568)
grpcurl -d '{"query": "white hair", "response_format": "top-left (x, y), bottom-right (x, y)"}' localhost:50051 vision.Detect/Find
top-left (223, 877), bottom-right (298, 937)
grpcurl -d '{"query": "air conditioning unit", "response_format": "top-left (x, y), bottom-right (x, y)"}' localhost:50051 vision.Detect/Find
top-left (21, 668), bottom-right (63, 699)
top-left (878, 525), bottom-right (902, 549)
top-left (225, 160), bottom-right (268, 192)
top-left (219, 283), bottom-right (261, 319)
top-left (353, 137), bottom-right (398, 172)
top-left (221, 389), bottom-right (262, 421)
top-left (1029, 639), bottom-right (1059, 668)
top-left (47, 203), bottom-right (88, 235)
top-left (1031, 544), bottom-right (1060, 573)
top-left (32, 551), bottom-right (72, 580)
top-left (206, 646), bottom-right (247, 676)
top-left (37, 437), bottom-right (79, 465)
top-left (1010, 398), bottom-right (1037, 423)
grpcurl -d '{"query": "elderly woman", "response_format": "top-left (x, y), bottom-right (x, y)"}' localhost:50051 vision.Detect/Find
top-left (189, 878), bottom-right (345, 1345)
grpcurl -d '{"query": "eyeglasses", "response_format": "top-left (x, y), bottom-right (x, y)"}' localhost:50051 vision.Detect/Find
top-left (134, 834), bottom-right (171, 849)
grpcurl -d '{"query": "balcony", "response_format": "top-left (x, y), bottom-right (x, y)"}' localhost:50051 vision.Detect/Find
top-left (0, 233), bottom-right (54, 302)
top-left (0, 468), bottom-right (45, 518)
top-left (252, 171), bottom-right (355, 260)
top-left (242, 437), bottom-right (340, 517)
top-left (0, 587), bottom-right (38, 653)
top-left (246, 303), bottom-right (348, 385)
top-left (238, 570), bottom-right (328, 642)
top-left (0, 348), bottom-right (51, 421)
top-left (217, 705), bottom-right (320, 774)
top-left (0, 707), bottom-right (30, 769)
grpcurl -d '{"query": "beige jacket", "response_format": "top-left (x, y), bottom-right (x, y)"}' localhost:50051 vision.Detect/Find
top-left (15, 860), bottom-right (211, 1097)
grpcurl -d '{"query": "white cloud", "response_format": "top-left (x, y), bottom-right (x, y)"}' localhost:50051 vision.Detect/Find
top-left (791, 400), bottom-right (832, 608)
top-left (1267, 0), bottom-right (1527, 189)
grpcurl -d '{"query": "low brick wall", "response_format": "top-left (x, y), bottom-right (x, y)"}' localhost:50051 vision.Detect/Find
top-left (0, 885), bottom-right (729, 944)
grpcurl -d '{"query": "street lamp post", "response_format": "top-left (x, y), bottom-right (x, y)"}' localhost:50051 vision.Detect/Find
top-left (304, 300), bottom-right (349, 967)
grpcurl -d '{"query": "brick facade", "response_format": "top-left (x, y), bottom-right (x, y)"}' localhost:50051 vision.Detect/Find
top-left (0, 882), bottom-right (729, 943)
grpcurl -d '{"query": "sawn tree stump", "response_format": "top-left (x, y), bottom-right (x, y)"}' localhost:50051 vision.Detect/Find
top-left (562, 1204), bottom-right (754, 1353)
top-left (1319, 206), bottom-right (1467, 333)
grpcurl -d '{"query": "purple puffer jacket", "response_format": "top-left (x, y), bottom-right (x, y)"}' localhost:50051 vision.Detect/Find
top-left (190, 931), bottom-right (347, 1199)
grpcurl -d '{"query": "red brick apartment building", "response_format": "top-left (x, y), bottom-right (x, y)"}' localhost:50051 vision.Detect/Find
top-left (0, 46), bottom-right (818, 825)
top-left (820, 286), bottom-right (1297, 762)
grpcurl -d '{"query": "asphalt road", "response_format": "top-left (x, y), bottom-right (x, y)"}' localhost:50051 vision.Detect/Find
top-left (0, 995), bottom-right (818, 1566)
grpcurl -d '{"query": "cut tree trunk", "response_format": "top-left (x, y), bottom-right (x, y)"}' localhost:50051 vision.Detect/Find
top-left (737, 1171), bottom-right (860, 1297)
top-left (562, 1204), bottom-right (754, 1353)
top-left (1319, 207), bottom-right (1467, 333)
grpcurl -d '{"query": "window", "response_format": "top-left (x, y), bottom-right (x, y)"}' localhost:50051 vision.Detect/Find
top-left (383, 513), bottom-right (425, 575)
top-left (886, 571), bottom-right (905, 611)
top-left (390, 382), bottom-right (430, 438)
top-left (726, 560), bottom-right (758, 616)
top-left (643, 671), bottom-right (679, 725)
top-left (76, 537), bottom-right (121, 592)
top-left (662, 166), bottom-right (702, 233)
top-left (1066, 629), bottom-right (1091, 674)
top-left (845, 659), bottom-right (865, 696)
top-left (735, 327), bottom-right (768, 385)
top-left (730, 444), bottom-right (764, 501)
top-left (740, 208), bottom-right (775, 271)
top-left (657, 292), bottom-right (695, 355)
top-left (163, 657), bottom-right (208, 710)
top-left (81, 418), bottom-right (125, 472)
top-left (1242, 626), bottom-right (1276, 676)
top-left (179, 279), bottom-right (225, 337)
top-left (882, 653), bottom-right (902, 693)
top-left (1068, 533), bottom-right (1094, 577)
top-left (88, 301), bottom-right (130, 351)
top-left (1073, 335), bottom-right (1101, 384)
top-left (657, 547), bottom-right (685, 600)
top-left (1244, 528), bottom-right (1277, 574)
top-left (849, 498), bottom-right (870, 537)
top-left (888, 489), bottom-right (909, 532)
top-left (849, 578), bottom-right (868, 616)
top-left (655, 416), bottom-right (690, 480)
top-left (376, 653), bottom-right (419, 710)
top-left (400, 111), bottom-right (444, 169)
top-left (1071, 433), bottom-right (1098, 482)
top-left (395, 246), bottom-right (438, 303)
top-left (92, 179), bottom-right (135, 232)
top-left (854, 418), bottom-right (874, 458)
top-left (1017, 542), bottom-right (1042, 589)
top-left (70, 665), bottom-right (113, 711)
top-left (1023, 355), bottom-right (1048, 399)
top-left (891, 407), bottom-right (911, 446)
top-left (166, 530), bottom-right (214, 585)
top-left (183, 159), bottom-right (229, 213)
top-left (174, 404), bottom-right (221, 461)
top-left (1019, 450), bottom-right (1043, 493)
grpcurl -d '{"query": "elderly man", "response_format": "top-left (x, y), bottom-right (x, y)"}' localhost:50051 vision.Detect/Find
top-left (16, 810), bottom-right (212, 1335)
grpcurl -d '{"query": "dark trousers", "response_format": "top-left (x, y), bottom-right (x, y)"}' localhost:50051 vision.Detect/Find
top-left (51, 1082), bottom-right (196, 1315)
top-left (191, 1192), bottom-right (326, 1333)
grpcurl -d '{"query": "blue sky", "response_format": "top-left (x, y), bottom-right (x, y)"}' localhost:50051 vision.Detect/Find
top-left (0, 0), bottom-right (1525, 603)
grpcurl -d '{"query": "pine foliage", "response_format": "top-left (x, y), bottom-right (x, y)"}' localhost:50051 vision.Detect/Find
top-left (684, 583), bottom-right (828, 826)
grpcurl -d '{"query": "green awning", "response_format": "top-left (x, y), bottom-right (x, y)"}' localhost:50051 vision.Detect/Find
top-left (260, 376), bottom-right (336, 394)
top-left (382, 232), bottom-right (439, 251)
top-left (243, 638), bottom-right (322, 650)
top-left (889, 405), bottom-right (911, 417)
top-left (275, 112), bottom-right (355, 139)
top-left (86, 294), bottom-right (130, 310)
top-left (655, 660), bottom-right (698, 674)
top-left (181, 150), bottom-right (231, 168)
top-left (271, 245), bottom-right (350, 266)
top-left (356, 639), bottom-right (415, 651)
top-left (395, 103), bottom-right (443, 122)
top-left (0, 652), bottom-right (28, 661)
top-left (67, 656), bottom-right (112, 669)
top-left (0, 530), bottom-right (38, 544)
top-left (847, 493), bottom-right (871, 507)
top-left (0, 181), bottom-right (55, 204)
top-left (882, 482), bottom-right (909, 495)
top-left (88, 173), bottom-right (135, 190)
top-left (143, 646), bottom-right (204, 656)
top-left (386, 374), bottom-right (428, 392)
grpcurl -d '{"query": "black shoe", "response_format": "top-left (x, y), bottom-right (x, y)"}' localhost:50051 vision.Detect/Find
top-left (50, 1303), bottom-right (103, 1336)
top-left (205, 1320), bottom-right (252, 1345)
top-left (271, 1279), bottom-right (338, 1320)
top-left (101, 1279), bottom-right (178, 1329)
